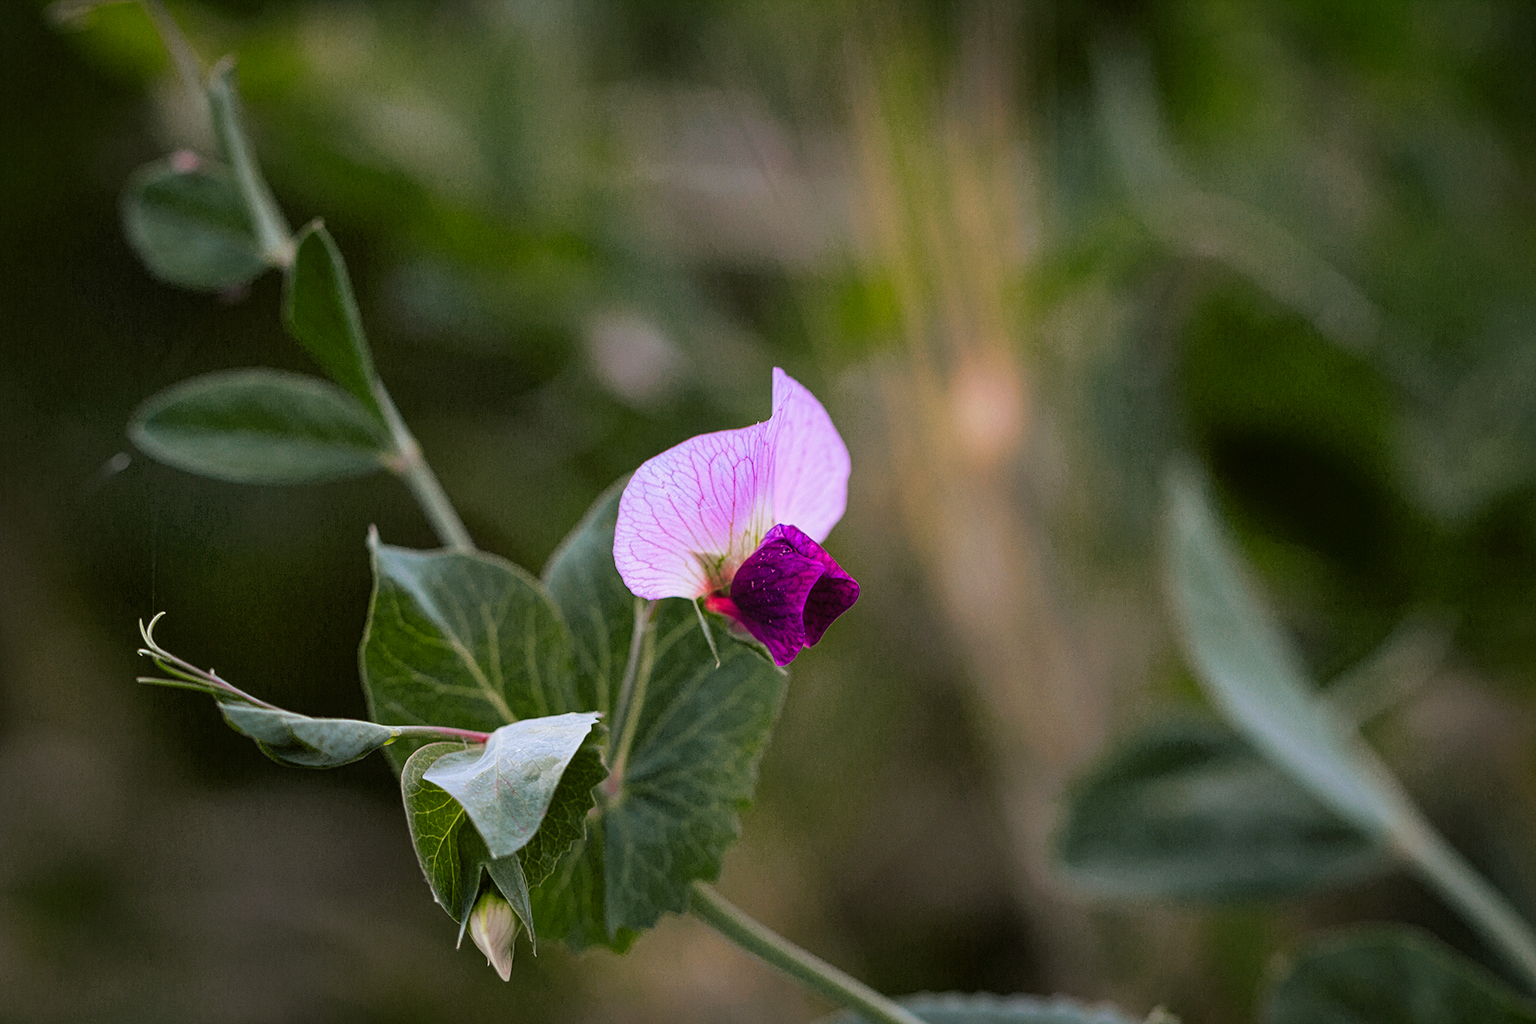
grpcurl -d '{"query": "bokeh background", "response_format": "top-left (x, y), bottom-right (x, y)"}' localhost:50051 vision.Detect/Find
top-left (6, 1), bottom-right (1536, 1021)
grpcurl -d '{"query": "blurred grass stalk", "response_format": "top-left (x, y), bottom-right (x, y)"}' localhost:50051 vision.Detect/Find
top-left (847, 5), bottom-right (1111, 990)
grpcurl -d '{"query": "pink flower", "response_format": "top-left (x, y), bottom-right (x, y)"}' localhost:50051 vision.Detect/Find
top-left (614, 369), bottom-right (858, 665)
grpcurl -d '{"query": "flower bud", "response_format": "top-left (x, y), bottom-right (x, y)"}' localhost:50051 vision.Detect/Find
top-left (468, 890), bottom-right (517, 981)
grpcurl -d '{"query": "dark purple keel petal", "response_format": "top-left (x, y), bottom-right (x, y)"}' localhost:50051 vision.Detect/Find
top-left (725, 523), bottom-right (858, 666)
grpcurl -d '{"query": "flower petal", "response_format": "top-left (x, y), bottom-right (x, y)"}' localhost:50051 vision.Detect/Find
top-left (614, 423), bottom-right (773, 599)
top-left (728, 524), bottom-right (859, 666)
top-left (767, 368), bottom-right (850, 544)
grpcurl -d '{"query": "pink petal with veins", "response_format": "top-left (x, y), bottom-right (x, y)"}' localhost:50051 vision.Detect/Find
top-left (767, 368), bottom-right (849, 544)
top-left (614, 369), bottom-right (849, 601)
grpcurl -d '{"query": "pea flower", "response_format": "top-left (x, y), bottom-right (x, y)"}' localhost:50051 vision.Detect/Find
top-left (614, 369), bottom-right (858, 666)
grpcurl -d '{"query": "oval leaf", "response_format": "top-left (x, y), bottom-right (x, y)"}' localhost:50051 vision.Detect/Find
top-left (283, 222), bottom-right (385, 420)
top-left (818, 992), bottom-right (1143, 1024)
top-left (423, 712), bottom-right (601, 859)
top-left (130, 368), bottom-right (391, 484)
top-left (1163, 467), bottom-right (1414, 839)
top-left (1055, 718), bottom-right (1387, 901)
top-left (121, 155), bottom-right (267, 291)
top-left (219, 703), bottom-right (395, 768)
top-left (1264, 926), bottom-right (1536, 1024)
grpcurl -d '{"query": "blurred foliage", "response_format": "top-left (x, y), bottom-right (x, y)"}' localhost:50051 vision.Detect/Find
top-left (6, 0), bottom-right (1536, 1022)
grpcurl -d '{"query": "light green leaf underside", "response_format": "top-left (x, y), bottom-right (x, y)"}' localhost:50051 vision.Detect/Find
top-left (1264, 926), bottom-right (1536, 1024)
top-left (130, 368), bottom-right (391, 484)
top-left (218, 702), bottom-right (396, 768)
top-left (423, 712), bottom-right (601, 858)
top-left (1055, 717), bottom-right (1388, 901)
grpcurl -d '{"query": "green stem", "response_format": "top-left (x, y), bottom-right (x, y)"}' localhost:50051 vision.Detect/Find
top-left (689, 883), bottom-right (925, 1024)
top-left (603, 598), bottom-right (656, 799)
top-left (1399, 815), bottom-right (1536, 992)
top-left (377, 388), bottom-right (474, 552)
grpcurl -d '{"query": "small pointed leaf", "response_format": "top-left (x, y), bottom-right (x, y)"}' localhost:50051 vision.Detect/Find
top-left (121, 155), bottom-right (267, 291)
top-left (284, 222), bottom-right (386, 420)
top-left (1264, 926), bottom-right (1536, 1024)
top-left (1055, 718), bottom-right (1387, 901)
top-left (219, 703), bottom-right (395, 768)
top-left (422, 712), bottom-right (601, 858)
top-left (130, 368), bottom-right (391, 484)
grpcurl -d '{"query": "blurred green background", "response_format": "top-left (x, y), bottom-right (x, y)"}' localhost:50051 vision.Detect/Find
top-left (5, 1), bottom-right (1536, 1021)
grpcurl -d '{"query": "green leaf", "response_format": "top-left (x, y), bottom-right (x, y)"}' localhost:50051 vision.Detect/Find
top-left (218, 703), bottom-right (397, 768)
top-left (1055, 718), bottom-right (1388, 901)
top-left (1163, 466), bottom-right (1414, 840)
top-left (542, 478), bottom-right (635, 717)
top-left (283, 222), bottom-right (386, 420)
top-left (528, 834), bottom-right (637, 954)
top-left (401, 741), bottom-right (475, 918)
top-left (818, 992), bottom-right (1144, 1024)
top-left (360, 538), bottom-right (580, 771)
top-left (543, 484), bottom-right (788, 941)
top-left (518, 745), bottom-right (607, 886)
top-left (129, 368), bottom-right (392, 484)
top-left (400, 741), bottom-right (548, 948)
top-left (601, 602), bottom-right (786, 934)
top-left (1264, 926), bottom-right (1536, 1024)
top-left (422, 712), bottom-right (601, 858)
top-left (120, 155), bottom-right (268, 291)
top-left (206, 59), bottom-right (291, 265)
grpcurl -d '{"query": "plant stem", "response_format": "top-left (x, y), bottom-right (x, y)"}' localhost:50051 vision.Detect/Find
top-left (391, 725), bottom-right (491, 744)
top-left (689, 883), bottom-right (925, 1024)
top-left (377, 388), bottom-right (475, 552)
top-left (1398, 814), bottom-right (1536, 992)
top-left (603, 598), bottom-right (655, 799)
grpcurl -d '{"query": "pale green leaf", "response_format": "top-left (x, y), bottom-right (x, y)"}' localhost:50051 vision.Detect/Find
top-left (129, 368), bottom-right (391, 484)
top-left (422, 712), bottom-right (601, 858)
top-left (218, 702), bottom-right (396, 768)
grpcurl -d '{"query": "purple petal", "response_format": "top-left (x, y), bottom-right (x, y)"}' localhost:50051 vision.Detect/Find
top-left (727, 524), bottom-right (859, 666)
top-left (614, 423), bottom-right (773, 599)
top-left (767, 369), bottom-right (850, 545)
